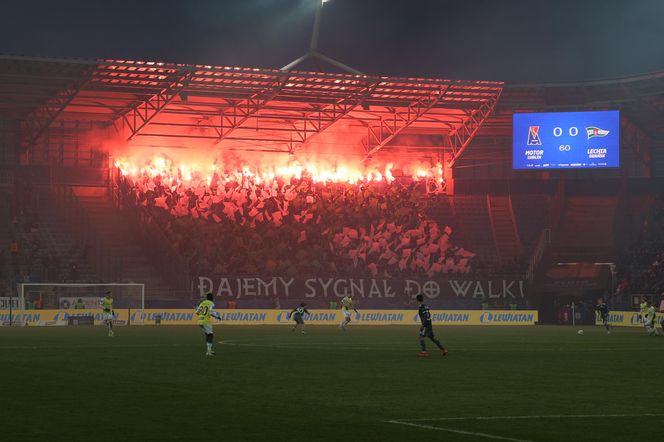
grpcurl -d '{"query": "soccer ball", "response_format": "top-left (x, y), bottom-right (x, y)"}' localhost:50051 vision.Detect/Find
top-left (577, 330), bottom-right (584, 335)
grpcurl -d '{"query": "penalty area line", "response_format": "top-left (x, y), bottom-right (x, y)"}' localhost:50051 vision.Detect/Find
top-left (396, 413), bottom-right (664, 422)
top-left (385, 420), bottom-right (532, 442)
top-left (385, 413), bottom-right (664, 441)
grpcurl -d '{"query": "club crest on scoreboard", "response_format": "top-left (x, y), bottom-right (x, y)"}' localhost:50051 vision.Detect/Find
top-left (527, 126), bottom-right (542, 145)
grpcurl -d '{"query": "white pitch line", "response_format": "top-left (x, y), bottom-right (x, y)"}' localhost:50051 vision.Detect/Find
top-left (217, 340), bottom-right (658, 352)
top-left (0, 343), bottom-right (197, 350)
top-left (218, 340), bottom-right (381, 350)
top-left (395, 413), bottom-right (664, 423)
top-left (385, 420), bottom-right (533, 442)
top-left (386, 413), bottom-right (664, 441)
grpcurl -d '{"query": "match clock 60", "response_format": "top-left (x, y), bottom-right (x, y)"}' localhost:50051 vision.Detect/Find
top-left (512, 110), bottom-right (620, 170)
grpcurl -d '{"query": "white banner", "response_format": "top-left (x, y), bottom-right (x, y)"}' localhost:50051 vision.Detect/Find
top-left (0, 297), bottom-right (24, 310)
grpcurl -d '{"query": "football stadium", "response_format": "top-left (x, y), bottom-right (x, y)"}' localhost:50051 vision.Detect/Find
top-left (1, 1), bottom-right (664, 441)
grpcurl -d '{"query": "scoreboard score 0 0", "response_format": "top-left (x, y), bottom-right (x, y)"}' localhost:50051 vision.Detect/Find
top-left (512, 110), bottom-right (620, 170)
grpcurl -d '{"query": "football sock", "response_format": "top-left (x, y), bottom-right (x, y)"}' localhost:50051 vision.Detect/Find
top-left (419, 339), bottom-right (426, 351)
top-left (431, 338), bottom-right (444, 350)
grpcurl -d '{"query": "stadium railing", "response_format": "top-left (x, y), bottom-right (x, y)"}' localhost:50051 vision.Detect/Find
top-left (526, 228), bottom-right (550, 282)
top-left (108, 166), bottom-right (190, 292)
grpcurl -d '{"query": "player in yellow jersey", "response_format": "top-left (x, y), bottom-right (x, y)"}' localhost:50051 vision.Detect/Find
top-left (639, 300), bottom-right (651, 334)
top-left (339, 295), bottom-right (358, 330)
top-left (644, 302), bottom-right (660, 336)
top-left (100, 291), bottom-right (114, 337)
top-left (196, 293), bottom-right (221, 356)
top-left (639, 300), bottom-right (648, 319)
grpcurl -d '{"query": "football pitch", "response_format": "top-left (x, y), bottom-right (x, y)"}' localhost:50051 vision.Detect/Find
top-left (1, 325), bottom-right (662, 442)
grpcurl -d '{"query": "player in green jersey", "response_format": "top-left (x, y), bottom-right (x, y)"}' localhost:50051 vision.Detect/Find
top-left (289, 303), bottom-right (309, 334)
top-left (417, 294), bottom-right (448, 357)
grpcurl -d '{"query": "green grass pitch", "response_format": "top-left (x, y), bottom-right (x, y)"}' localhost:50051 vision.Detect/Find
top-left (1, 325), bottom-right (662, 441)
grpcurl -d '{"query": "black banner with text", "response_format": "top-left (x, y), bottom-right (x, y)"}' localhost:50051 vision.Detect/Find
top-left (195, 276), bottom-right (528, 308)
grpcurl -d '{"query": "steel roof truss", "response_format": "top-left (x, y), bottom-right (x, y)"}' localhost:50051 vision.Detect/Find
top-left (213, 76), bottom-right (290, 143)
top-left (20, 67), bottom-right (95, 151)
top-left (290, 82), bottom-right (379, 153)
top-left (447, 90), bottom-right (502, 168)
top-left (112, 67), bottom-right (194, 140)
top-left (362, 85), bottom-right (451, 158)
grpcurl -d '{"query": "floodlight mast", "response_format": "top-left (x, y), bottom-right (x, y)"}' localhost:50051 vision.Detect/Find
top-left (282, 0), bottom-right (364, 75)
top-left (310, 0), bottom-right (324, 52)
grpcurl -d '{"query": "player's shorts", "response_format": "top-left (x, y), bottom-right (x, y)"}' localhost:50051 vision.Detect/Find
top-left (199, 323), bottom-right (213, 334)
top-left (600, 314), bottom-right (609, 323)
top-left (102, 312), bottom-right (113, 322)
top-left (420, 325), bottom-right (434, 339)
top-left (293, 314), bottom-right (304, 325)
top-left (342, 309), bottom-right (351, 319)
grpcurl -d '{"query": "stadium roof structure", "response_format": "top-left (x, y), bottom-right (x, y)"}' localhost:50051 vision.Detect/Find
top-left (0, 54), bottom-right (503, 166)
top-left (3, 54), bottom-right (663, 171)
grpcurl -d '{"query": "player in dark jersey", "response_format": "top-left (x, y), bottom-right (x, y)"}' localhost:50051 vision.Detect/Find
top-left (596, 298), bottom-right (611, 334)
top-left (416, 294), bottom-right (448, 357)
top-left (289, 302), bottom-right (309, 334)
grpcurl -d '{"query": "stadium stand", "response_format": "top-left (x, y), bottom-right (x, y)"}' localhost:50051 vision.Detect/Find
top-left (4, 178), bottom-right (98, 284)
top-left (553, 196), bottom-right (617, 261)
top-left (511, 194), bottom-right (550, 253)
top-left (451, 195), bottom-right (497, 265)
top-left (117, 169), bottom-right (477, 281)
top-left (487, 195), bottom-right (522, 266)
top-left (0, 190), bottom-right (12, 290)
top-left (70, 186), bottom-right (173, 296)
top-left (619, 194), bottom-right (664, 295)
top-left (1, 54), bottom-right (663, 313)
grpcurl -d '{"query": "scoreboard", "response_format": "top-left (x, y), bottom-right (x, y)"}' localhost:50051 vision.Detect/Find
top-left (512, 110), bottom-right (620, 170)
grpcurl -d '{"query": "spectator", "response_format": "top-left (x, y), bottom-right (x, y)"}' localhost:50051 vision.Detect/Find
top-left (9, 239), bottom-right (19, 271)
top-left (118, 160), bottom-right (476, 279)
top-left (68, 264), bottom-right (79, 282)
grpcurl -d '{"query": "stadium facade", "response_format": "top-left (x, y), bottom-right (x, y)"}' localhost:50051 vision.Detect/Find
top-left (1, 54), bottom-right (663, 322)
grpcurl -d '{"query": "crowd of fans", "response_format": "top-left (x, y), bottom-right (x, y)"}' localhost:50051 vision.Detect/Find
top-left (3, 179), bottom-right (88, 285)
top-left (618, 194), bottom-right (664, 297)
top-left (119, 165), bottom-right (476, 278)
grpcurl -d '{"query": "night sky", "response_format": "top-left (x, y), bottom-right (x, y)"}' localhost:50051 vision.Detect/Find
top-left (2, 0), bottom-right (663, 83)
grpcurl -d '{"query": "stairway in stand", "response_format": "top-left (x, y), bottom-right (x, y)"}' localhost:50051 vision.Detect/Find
top-left (453, 195), bottom-right (498, 263)
top-left (487, 195), bottom-right (522, 267)
top-left (32, 187), bottom-right (98, 282)
top-left (0, 190), bottom-right (13, 281)
top-left (71, 187), bottom-right (176, 299)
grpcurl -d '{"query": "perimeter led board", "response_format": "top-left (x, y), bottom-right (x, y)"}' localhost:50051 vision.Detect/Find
top-left (513, 110), bottom-right (620, 170)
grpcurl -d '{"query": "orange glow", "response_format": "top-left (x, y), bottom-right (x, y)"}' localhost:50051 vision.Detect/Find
top-left (114, 153), bottom-right (444, 186)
